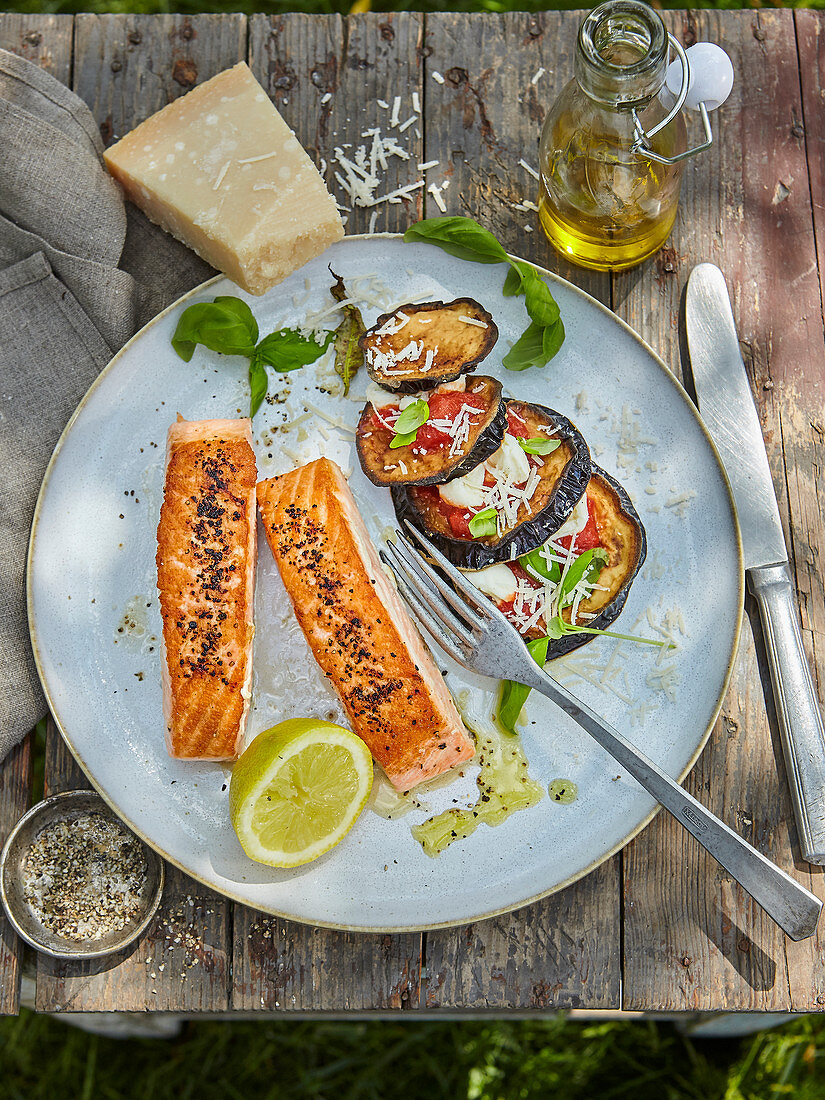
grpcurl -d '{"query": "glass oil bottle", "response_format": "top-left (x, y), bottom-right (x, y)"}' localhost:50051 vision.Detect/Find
top-left (538, 1), bottom-right (686, 272)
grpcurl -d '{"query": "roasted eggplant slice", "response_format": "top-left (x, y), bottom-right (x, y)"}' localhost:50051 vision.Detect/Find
top-left (361, 298), bottom-right (498, 393)
top-left (356, 376), bottom-right (506, 487)
top-left (391, 400), bottom-right (591, 569)
top-left (463, 466), bottom-right (647, 659)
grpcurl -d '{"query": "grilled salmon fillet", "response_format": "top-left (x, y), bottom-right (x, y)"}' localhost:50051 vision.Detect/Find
top-left (156, 417), bottom-right (257, 759)
top-left (256, 458), bottom-right (475, 790)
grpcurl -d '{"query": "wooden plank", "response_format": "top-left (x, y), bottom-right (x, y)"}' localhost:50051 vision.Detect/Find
top-left (232, 916), bottom-right (420, 1011)
top-left (786, 8), bottom-right (825, 1013)
top-left (0, 13), bottom-right (73, 81)
top-left (232, 14), bottom-right (425, 1011)
top-left (421, 12), bottom-right (620, 1011)
top-left (619, 9), bottom-right (825, 1011)
top-left (72, 12), bottom-right (247, 145)
top-left (0, 736), bottom-right (32, 1016)
top-left (0, 10), bottom-right (72, 1017)
top-left (249, 12), bottom-right (424, 237)
top-left (32, 16), bottom-right (247, 1014)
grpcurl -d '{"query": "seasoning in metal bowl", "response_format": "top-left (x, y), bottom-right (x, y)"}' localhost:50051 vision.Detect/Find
top-left (22, 812), bottom-right (148, 941)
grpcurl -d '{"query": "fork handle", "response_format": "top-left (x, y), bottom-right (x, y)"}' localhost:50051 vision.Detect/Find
top-left (525, 667), bottom-right (822, 940)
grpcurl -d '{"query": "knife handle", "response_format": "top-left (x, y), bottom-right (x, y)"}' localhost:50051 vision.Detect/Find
top-left (749, 563), bottom-right (825, 863)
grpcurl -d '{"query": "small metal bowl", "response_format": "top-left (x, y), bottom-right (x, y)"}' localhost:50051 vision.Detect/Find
top-left (0, 789), bottom-right (164, 960)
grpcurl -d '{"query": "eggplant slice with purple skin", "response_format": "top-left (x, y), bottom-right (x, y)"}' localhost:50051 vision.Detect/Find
top-left (392, 400), bottom-right (592, 570)
top-left (356, 376), bottom-right (506, 487)
top-left (543, 467), bottom-right (647, 659)
top-left (492, 466), bottom-right (647, 659)
top-left (361, 298), bottom-right (498, 393)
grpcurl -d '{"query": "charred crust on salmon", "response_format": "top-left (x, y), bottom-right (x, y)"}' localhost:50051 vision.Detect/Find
top-left (256, 458), bottom-right (475, 790)
top-left (157, 420), bottom-right (257, 761)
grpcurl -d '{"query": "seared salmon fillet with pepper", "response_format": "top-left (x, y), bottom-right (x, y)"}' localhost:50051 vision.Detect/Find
top-left (256, 458), bottom-right (475, 790)
top-left (156, 417), bottom-right (257, 759)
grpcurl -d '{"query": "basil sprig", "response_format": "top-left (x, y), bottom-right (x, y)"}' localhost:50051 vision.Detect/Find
top-left (171, 296), bottom-right (334, 417)
top-left (390, 399), bottom-right (430, 449)
top-left (518, 436), bottom-right (561, 456)
top-left (403, 216), bottom-right (565, 371)
top-left (498, 636), bottom-right (549, 734)
top-left (546, 548), bottom-right (667, 646)
top-left (468, 507), bottom-right (498, 539)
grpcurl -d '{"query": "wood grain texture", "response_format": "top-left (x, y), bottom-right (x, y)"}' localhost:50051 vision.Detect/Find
top-left (0, 13), bottom-right (73, 81)
top-left (420, 12), bottom-right (620, 1011)
top-left (420, 11), bottom-right (609, 302)
top-left (73, 13), bottom-right (246, 146)
top-left (250, 12), bottom-right (424, 237)
top-left (0, 12), bottom-right (71, 1016)
top-left (0, 737), bottom-right (32, 1016)
top-left (232, 916), bottom-right (421, 1011)
top-left (618, 10), bottom-right (825, 1011)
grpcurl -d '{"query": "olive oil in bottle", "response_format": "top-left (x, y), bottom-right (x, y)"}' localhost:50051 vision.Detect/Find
top-left (538, 1), bottom-right (686, 272)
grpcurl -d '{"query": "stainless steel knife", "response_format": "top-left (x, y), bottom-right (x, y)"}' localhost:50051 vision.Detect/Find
top-left (686, 263), bottom-right (825, 864)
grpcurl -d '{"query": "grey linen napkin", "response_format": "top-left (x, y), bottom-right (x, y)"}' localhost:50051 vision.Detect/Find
top-left (0, 48), bottom-right (214, 760)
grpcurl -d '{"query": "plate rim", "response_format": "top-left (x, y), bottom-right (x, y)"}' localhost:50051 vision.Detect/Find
top-left (27, 233), bottom-right (745, 933)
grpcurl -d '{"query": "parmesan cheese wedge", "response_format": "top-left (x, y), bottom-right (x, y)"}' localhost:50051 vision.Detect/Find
top-left (103, 62), bottom-right (344, 295)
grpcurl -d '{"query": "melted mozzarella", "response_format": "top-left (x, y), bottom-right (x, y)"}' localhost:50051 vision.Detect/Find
top-left (485, 433), bottom-right (530, 485)
top-left (438, 463), bottom-right (486, 508)
top-left (466, 563), bottom-right (517, 602)
top-left (553, 494), bottom-right (590, 541)
top-left (366, 381), bottom-right (395, 409)
top-left (435, 376), bottom-right (467, 392)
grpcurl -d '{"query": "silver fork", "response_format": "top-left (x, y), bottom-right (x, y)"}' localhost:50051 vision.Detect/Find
top-left (380, 526), bottom-right (822, 942)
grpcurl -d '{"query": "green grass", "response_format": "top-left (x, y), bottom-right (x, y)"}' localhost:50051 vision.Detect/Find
top-left (0, 1011), bottom-right (823, 1099)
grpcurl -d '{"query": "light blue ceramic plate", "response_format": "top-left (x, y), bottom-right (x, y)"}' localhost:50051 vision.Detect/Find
top-left (28, 235), bottom-right (743, 931)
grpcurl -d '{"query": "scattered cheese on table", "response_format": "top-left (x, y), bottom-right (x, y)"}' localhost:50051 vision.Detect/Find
top-left (103, 62), bottom-right (344, 295)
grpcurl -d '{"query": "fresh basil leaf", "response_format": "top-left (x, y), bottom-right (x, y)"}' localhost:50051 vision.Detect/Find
top-left (248, 356), bottom-right (268, 419)
top-left (254, 328), bottom-right (334, 373)
top-left (329, 269), bottom-right (366, 395)
top-left (522, 268), bottom-right (561, 328)
top-left (403, 217), bottom-right (566, 371)
top-left (502, 260), bottom-right (531, 297)
top-left (518, 436), bottom-right (562, 456)
top-left (502, 322), bottom-right (546, 371)
top-left (389, 430), bottom-right (417, 450)
top-left (542, 318), bottom-right (565, 361)
top-left (557, 548), bottom-right (599, 608)
top-left (519, 544), bottom-right (561, 585)
top-left (171, 296), bottom-right (259, 362)
top-left (468, 507), bottom-right (498, 538)
top-left (403, 216), bottom-right (510, 265)
top-left (393, 399), bottom-right (430, 436)
top-left (497, 635), bottom-right (550, 733)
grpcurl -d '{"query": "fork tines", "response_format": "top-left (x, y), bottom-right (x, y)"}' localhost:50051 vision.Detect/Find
top-left (380, 526), bottom-right (492, 664)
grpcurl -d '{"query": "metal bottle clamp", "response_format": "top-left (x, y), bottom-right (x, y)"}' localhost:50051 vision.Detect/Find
top-left (631, 33), bottom-right (713, 165)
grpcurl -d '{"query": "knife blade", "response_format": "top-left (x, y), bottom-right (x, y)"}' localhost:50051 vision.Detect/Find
top-left (686, 263), bottom-right (825, 864)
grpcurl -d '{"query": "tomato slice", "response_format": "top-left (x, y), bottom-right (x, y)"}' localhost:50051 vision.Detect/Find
top-left (505, 408), bottom-right (531, 440)
top-left (446, 509), bottom-right (472, 539)
top-left (558, 495), bottom-right (601, 552)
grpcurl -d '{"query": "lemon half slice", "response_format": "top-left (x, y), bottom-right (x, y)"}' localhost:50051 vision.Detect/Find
top-left (229, 719), bottom-right (373, 867)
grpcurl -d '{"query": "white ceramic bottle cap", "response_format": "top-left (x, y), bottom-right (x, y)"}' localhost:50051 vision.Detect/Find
top-left (666, 42), bottom-right (734, 112)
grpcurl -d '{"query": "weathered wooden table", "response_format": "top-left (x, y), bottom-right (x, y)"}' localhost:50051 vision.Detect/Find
top-left (1, 8), bottom-right (824, 1017)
